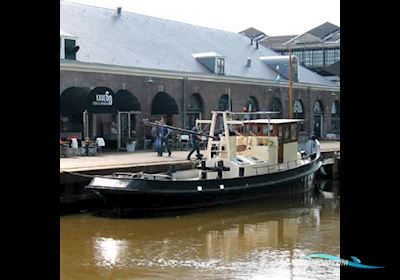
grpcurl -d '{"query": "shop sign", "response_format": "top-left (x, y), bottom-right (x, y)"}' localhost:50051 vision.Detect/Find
top-left (92, 90), bottom-right (113, 106)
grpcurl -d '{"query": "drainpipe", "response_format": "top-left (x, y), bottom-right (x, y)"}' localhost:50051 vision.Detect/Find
top-left (182, 77), bottom-right (187, 129)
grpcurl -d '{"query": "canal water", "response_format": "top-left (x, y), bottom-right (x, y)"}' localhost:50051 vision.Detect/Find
top-left (60, 179), bottom-right (339, 280)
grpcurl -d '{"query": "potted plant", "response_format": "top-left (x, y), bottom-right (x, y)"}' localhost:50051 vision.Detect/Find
top-left (126, 131), bottom-right (136, 152)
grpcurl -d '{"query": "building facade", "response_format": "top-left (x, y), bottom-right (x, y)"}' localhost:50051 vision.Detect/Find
top-left (241, 22), bottom-right (340, 84)
top-left (60, 2), bottom-right (340, 150)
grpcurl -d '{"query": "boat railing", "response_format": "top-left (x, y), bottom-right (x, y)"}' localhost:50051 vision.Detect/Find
top-left (252, 157), bottom-right (310, 175)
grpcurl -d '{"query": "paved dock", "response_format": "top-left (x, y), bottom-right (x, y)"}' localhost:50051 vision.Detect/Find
top-left (60, 140), bottom-right (339, 173)
top-left (60, 150), bottom-right (192, 173)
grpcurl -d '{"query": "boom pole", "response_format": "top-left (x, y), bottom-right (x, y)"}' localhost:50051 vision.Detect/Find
top-left (142, 119), bottom-right (216, 139)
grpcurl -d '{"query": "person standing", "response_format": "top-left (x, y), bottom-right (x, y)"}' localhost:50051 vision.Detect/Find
top-left (152, 120), bottom-right (162, 156)
top-left (159, 117), bottom-right (172, 157)
top-left (186, 125), bottom-right (202, 160)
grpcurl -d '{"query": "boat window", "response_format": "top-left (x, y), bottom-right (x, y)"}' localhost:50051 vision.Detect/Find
top-left (284, 125), bottom-right (290, 142)
top-left (291, 124), bottom-right (298, 141)
top-left (251, 125), bottom-right (260, 134)
top-left (263, 125), bottom-right (273, 135)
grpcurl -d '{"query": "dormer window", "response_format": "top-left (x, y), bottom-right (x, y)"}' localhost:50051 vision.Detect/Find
top-left (60, 30), bottom-right (79, 60)
top-left (64, 39), bottom-right (78, 60)
top-left (193, 52), bottom-right (226, 75)
top-left (216, 57), bottom-right (225, 75)
top-left (259, 55), bottom-right (299, 82)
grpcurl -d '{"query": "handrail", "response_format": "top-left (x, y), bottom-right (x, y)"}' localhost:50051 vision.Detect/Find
top-left (252, 156), bottom-right (312, 174)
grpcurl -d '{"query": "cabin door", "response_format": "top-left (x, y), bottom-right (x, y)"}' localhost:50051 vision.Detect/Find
top-left (314, 115), bottom-right (322, 139)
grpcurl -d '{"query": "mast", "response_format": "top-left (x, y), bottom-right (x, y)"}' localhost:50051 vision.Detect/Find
top-left (288, 47), bottom-right (293, 119)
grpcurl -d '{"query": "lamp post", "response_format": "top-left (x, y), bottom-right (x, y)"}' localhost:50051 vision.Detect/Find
top-left (288, 48), bottom-right (293, 119)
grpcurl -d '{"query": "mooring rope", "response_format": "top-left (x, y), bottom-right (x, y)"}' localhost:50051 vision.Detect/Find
top-left (60, 170), bottom-right (98, 178)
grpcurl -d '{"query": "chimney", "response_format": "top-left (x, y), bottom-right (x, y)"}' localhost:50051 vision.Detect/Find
top-left (117, 7), bottom-right (122, 16)
top-left (246, 57), bottom-right (251, 67)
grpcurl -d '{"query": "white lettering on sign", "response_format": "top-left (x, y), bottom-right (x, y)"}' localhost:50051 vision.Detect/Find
top-left (92, 91), bottom-right (113, 106)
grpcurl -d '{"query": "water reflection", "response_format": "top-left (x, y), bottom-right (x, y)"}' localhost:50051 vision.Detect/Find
top-left (61, 180), bottom-right (340, 280)
top-left (94, 237), bottom-right (129, 268)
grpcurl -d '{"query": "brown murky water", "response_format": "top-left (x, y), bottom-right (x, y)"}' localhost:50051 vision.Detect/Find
top-left (60, 180), bottom-right (339, 280)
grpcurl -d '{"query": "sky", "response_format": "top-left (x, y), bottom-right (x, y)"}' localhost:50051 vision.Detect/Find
top-left (64, 0), bottom-right (340, 36)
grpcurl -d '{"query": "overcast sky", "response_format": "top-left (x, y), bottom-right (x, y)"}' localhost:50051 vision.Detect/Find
top-left (65, 0), bottom-right (340, 36)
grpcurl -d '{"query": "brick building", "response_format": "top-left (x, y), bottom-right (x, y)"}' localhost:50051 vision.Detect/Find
top-left (60, 1), bottom-right (340, 150)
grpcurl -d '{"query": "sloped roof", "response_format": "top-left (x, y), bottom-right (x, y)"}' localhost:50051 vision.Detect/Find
top-left (239, 27), bottom-right (267, 39)
top-left (285, 22), bottom-right (340, 46)
top-left (308, 22), bottom-right (339, 39)
top-left (323, 61), bottom-right (340, 76)
top-left (60, 1), bottom-right (336, 87)
top-left (261, 35), bottom-right (297, 49)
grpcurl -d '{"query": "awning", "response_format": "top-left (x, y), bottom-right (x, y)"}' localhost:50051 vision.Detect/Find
top-left (115, 90), bottom-right (141, 111)
top-left (61, 87), bottom-right (142, 115)
top-left (151, 92), bottom-right (179, 115)
top-left (60, 87), bottom-right (90, 114)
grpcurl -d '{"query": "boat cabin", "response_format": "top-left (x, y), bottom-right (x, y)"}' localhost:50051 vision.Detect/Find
top-left (197, 111), bottom-right (304, 169)
top-left (237, 119), bottom-right (303, 164)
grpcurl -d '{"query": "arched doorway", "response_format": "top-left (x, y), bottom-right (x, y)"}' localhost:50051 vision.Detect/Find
top-left (151, 91), bottom-right (179, 125)
top-left (115, 89), bottom-right (142, 150)
top-left (293, 99), bottom-right (305, 131)
top-left (313, 100), bottom-right (324, 138)
top-left (270, 97), bottom-right (283, 118)
top-left (331, 101), bottom-right (340, 134)
top-left (187, 93), bottom-right (204, 129)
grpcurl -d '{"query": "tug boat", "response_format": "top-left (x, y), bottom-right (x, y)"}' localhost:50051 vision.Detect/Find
top-left (86, 111), bottom-right (322, 212)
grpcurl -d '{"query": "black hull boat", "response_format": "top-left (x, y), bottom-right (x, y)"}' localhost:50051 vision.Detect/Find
top-left (87, 159), bottom-right (320, 211)
top-left (86, 111), bottom-right (322, 213)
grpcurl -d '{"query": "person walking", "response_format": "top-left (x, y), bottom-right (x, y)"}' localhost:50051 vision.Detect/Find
top-left (159, 117), bottom-right (172, 157)
top-left (186, 125), bottom-right (202, 160)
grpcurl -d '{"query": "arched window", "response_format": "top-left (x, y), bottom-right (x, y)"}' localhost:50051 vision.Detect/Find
top-left (217, 94), bottom-right (232, 131)
top-left (245, 96), bottom-right (259, 119)
top-left (270, 97), bottom-right (282, 118)
top-left (190, 93), bottom-right (203, 111)
top-left (314, 100), bottom-right (324, 114)
top-left (187, 93), bottom-right (204, 129)
top-left (246, 96), bottom-right (259, 112)
top-left (313, 100), bottom-right (324, 139)
top-left (293, 99), bottom-right (305, 131)
top-left (331, 101), bottom-right (340, 132)
top-left (218, 94), bottom-right (232, 111)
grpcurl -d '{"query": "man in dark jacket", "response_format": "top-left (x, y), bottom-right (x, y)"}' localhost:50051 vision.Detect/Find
top-left (186, 125), bottom-right (202, 160)
top-left (159, 117), bottom-right (172, 157)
